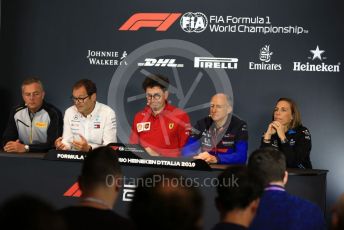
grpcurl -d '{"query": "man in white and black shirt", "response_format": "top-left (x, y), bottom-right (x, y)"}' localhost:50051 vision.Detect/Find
top-left (55, 79), bottom-right (116, 152)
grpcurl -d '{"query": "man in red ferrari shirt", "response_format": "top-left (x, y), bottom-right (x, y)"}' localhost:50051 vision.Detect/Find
top-left (129, 74), bottom-right (190, 157)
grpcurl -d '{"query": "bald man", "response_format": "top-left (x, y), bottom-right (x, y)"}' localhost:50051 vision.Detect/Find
top-left (182, 93), bottom-right (248, 164)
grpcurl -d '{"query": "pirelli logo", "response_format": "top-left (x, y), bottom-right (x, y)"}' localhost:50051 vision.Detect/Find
top-left (35, 122), bottom-right (48, 128)
top-left (194, 57), bottom-right (239, 69)
top-left (119, 13), bottom-right (182, 31)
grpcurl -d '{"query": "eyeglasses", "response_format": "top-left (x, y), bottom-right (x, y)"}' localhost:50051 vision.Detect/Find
top-left (71, 95), bottom-right (90, 103)
top-left (146, 93), bottom-right (162, 100)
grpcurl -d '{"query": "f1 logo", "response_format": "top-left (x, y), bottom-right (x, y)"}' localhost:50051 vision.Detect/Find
top-left (119, 13), bottom-right (181, 31)
top-left (64, 182), bottom-right (82, 197)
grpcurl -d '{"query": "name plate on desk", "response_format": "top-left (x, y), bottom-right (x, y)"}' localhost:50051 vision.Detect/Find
top-left (44, 149), bottom-right (87, 161)
top-left (118, 156), bottom-right (210, 171)
top-left (44, 144), bottom-right (211, 171)
top-left (108, 143), bottom-right (211, 171)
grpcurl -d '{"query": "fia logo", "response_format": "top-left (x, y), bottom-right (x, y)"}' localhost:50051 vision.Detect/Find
top-left (259, 45), bottom-right (273, 63)
top-left (119, 146), bottom-right (125, 151)
top-left (180, 12), bottom-right (208, 33)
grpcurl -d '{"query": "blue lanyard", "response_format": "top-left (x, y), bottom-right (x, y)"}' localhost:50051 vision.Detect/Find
top-left (264, 184), bottom-right (285, 192)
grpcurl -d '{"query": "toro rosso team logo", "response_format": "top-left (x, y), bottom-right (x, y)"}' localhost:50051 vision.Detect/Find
top-left (119, 13), bottom-right (182, 31)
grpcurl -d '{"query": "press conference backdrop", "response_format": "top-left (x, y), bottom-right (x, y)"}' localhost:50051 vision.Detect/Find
top-left (1, 0), bottom-right (343, 221)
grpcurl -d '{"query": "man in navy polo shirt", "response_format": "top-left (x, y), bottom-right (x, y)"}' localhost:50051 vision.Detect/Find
top-left (182, 93), bottom-right (248, 164)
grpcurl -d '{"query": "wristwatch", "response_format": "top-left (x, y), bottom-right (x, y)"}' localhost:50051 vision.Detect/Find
top-left (24, 145), bottom-right (30, 152)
